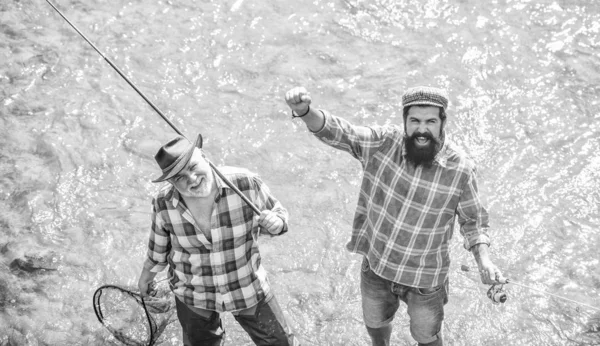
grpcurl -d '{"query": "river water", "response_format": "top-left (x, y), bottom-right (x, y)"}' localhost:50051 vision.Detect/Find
top-left (1, 0), bottom-right (599, 345)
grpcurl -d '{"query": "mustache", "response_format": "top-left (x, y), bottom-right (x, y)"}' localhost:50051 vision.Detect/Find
top-left (408, 131), bottom-right (435, 141)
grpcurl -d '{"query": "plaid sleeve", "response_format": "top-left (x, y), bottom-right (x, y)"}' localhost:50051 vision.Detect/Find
top-left (456, 167), bottom-right (491, 250)
top-left (252, 175), bottom-right (289, 235)
top-left (143, 198), bottom-right (171, 272)
top-left (312, 110), bottom-right (393, 167)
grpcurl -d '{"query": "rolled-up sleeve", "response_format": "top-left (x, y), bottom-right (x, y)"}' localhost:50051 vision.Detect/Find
top-left (456, 168), bottom-right (491, 250)
top-left (143, 199), bottom-right (171, 272)
top-left (252, 175), bottom-right (289, 235)
top-left (312, 110), bottom-right (393, 167)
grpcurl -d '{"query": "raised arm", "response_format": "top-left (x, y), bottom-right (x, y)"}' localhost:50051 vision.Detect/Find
top-left (284, 86), bottom-right (395, 166)
top-left (285, 86), bottom-right (324, 132)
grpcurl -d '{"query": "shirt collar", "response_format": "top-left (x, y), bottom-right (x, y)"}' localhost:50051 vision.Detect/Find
top-left (435, 143), bottom-right (449, 167)
top-left (167, 186), bottom-right (183, 208)
top-left (213, 171), bottom-right (229, 202)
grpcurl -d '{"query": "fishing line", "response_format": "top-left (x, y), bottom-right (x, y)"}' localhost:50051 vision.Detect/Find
top-left (45, 0), bottom-right (261, 215)
top-left (505, 279), bottom-right (600, 312)
top-left (460, 265), bottom-right (600, 312)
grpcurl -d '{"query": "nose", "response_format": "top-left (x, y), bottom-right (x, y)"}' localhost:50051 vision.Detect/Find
top-left (181, 171), bottom-right (197, 183)
top-left (417, 123), bottom-right (429, 134)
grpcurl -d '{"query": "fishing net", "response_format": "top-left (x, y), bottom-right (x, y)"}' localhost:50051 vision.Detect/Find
top-left (93, 284), bottom-right (177, 346)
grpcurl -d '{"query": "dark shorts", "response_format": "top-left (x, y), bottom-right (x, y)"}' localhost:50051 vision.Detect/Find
top-left (175, 295), bottom-right (298, 346)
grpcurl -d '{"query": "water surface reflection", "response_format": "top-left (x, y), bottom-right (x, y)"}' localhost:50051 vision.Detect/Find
top-left (1, 0), bottom-right (599, 345)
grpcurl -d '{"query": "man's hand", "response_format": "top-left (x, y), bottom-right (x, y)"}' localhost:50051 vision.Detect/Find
top-left (138, 268), bottom-right (157, 297)
top-left (138, 279), bottom-right (152, 297)
top-left (256, 210), bottom-right (284, 235)
top-left (285, 87), bottom-right (312, 115)
top-left (477, 261), bottom-right (507, 285)
top-left (471, 244), bottom-right (506, 285)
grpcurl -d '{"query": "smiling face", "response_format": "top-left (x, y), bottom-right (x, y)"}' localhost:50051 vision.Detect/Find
top-left (168, 149), bottom-right (216, 198)
top-left (405, 106), bottom-right (443, 143)
top-left (403, 105), bottom-right (445, 166)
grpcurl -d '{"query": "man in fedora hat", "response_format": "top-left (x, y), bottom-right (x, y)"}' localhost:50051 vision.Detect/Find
top-left (283, 86), bottom-right (505, 346)
top-left (137, 134), bottom-right (298, 346)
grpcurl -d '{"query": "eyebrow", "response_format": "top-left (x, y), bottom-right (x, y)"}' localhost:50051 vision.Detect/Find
top-left (171, 161), bottom-right (198, 181)
top-left (408, 116), bottom-right (438, 121)
top-left (171, 168), bottom-right (189, 181)
top-left (169, 174), bottom-right (183, 182)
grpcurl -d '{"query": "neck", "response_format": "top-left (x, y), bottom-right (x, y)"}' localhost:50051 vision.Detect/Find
top-left (184, 190), bottom-right (217, 204)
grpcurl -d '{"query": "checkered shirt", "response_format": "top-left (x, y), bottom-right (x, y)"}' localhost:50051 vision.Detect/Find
top-left (313, 111), bottom-right (490, 288)
top-left (143, 166), bottom-right (288, 312)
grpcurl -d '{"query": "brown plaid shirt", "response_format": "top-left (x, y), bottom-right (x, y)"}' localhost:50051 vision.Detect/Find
top-left (313, 111), bottom-right (491, 288)
top-left (143, 167), bottom-right (288, 312)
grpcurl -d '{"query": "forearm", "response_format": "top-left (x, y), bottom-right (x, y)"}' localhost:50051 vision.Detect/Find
top-left (139, 266), bottom-right (158, 283)
top-left (470, 243), bottom-right (492, 267)
top-left (470, 243), bottom-right (506, 284)
top-left (298, 106), bottom-right (325, 133)
top-left (285, 86), bottom-right (382, 161)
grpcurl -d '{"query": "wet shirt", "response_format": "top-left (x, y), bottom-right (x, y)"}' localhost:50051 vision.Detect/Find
top-left (312, 111), bottom-right (490, 288)
top-left (143, 167), bottom-right (288, 312)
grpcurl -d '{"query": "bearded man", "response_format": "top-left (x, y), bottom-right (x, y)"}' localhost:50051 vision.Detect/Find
top-left (137, 134), bottom-right (298, 346)
top-left (284, 86), bottom-right (505, 346)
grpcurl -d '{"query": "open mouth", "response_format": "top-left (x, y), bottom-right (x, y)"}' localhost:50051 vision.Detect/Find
top-left (414, 136), bottom-right (430, 146)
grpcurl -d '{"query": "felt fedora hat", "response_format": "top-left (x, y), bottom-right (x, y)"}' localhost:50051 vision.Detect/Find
top-left (152, 133), bottom-right (203, 183)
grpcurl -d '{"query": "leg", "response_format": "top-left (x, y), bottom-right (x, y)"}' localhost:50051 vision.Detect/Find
top-left (175, 297), bottom-right (225, 346)
top-left (360, 257), bottom-right (401, 346)
top-left (234, 295), bottom-right (298, 346)
top-left (405, 280), bottom-right (448, 346)
top-left (366, 325), bottom-right (393, 346)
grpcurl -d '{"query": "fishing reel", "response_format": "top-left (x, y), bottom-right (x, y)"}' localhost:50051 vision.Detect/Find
top-left (487, 283), bottom-right (507, 304)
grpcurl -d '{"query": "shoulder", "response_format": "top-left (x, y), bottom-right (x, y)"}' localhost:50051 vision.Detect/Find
top-left (382, 124), bottom-right (404, 140)
top-left (375, 123), bottom-right (404, 137)
top-left (153, 184), bottom-right (176, 210)
top-left (217, 166), bottom-right (262, 189)
top-left (218, 166), bottom-right (258, 179)
top-left (443, 140), bottom-right (477, 173)
top-left (321, 111), bottom-right (403, 138)
top-left (374, 124), bottom-right (404, 151)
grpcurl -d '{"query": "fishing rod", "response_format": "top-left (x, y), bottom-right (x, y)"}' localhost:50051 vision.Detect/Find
top-left (45, 0), bottom-right (261, 215)
top-left (460, 265), bottom-right (600, 312)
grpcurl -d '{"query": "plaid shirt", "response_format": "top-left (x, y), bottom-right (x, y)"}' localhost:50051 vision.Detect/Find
top-left (143, 166), bottom-right (288, 312)
top-left (313, 111), bottom-right (490, 288)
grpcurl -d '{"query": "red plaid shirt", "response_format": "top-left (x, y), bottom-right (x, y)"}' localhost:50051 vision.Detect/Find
top-left (143, 167), bottom-right (288, 312)
top-left (313, 111), bottom-right (491, 288)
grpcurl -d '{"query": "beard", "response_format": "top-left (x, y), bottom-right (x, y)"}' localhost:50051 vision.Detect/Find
top-left (177, 172), bottom-right (215, 199)
top-left (404, 131), bottom-right (442, 167)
